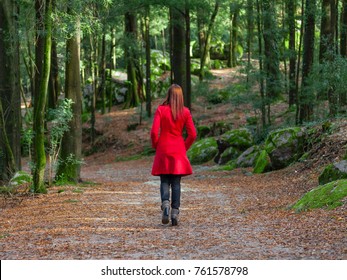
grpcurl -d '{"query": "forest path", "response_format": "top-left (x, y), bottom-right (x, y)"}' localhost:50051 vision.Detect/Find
top-left (1, 156), bottom-right (346, 259)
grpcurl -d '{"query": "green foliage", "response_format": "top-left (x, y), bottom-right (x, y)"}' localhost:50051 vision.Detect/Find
top-left (253, 150), bottom-right (272, 174)
top-left (46, 99), bottom-right (74, 185)
top-left (291, 180), bottom-right (347, 212)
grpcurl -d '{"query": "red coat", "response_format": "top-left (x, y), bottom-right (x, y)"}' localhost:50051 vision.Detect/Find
top-left (151, 105), bottom-right (197, 176)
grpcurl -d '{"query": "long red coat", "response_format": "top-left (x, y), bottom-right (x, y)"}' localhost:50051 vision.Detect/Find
top-left (151, 105), bottom-right (197, 176)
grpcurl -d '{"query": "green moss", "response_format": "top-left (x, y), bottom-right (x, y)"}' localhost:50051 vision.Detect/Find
top-left (318, 161), bottom-right (347, 185)
top-left (219, 146), bottom-right (241, 165)
top-left (197, 125), bottom-right (211, 139)
top-left (187, 137), bottom-right (218, 164)
top-left (253, 150), bottom-right (272, 174)
top-left (265, 127), bottom-right (303, 153)
top-left (220, 128), bottom-right (254, 150)
top-left (291, 180), bottom-right (347, 212)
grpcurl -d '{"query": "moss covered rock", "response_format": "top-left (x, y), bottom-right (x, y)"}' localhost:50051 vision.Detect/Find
top-left (187, 137), bottom-right (218, 164)
top-left (218, 146), bottom-right (241, 165)
top-left (253, 150), bottom-right (272, 174)
top-left (265, 127), bottom-right (306, 170)
top-left (291, 180), bottom-right (347, 212)
top-left (197, 125), bottom-right (211, 139)
top-left (236, 145), bottom-right (262, 168)
top-left (220, 128), bottom-right (254, 150)
top-left (318, 160), bottom-right (347, 185)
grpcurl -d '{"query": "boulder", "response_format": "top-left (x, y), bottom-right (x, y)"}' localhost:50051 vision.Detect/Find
top-left (265, 127), bottom-right (306, 170)
top-left (253, 150), bottom-right (272, 174)
top-left (236, 145), bottom-right (262, 168)
top-left (218, 146), bottom-right (241, 165)
top-left (187, 137), bottom-right (218, 165)
top-left (318, 160), bottom-right (347, 185)
top-left (215, 128), bottom-right (254, 163)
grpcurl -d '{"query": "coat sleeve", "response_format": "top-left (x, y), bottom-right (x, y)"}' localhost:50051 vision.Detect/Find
top-left (184, 109), bottom-right (197, 151)
top-left (150, 108), bottom-right (161, 149)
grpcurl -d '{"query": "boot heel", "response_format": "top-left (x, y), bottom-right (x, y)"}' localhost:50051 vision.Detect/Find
top-left (171, 208), bottom-right (179, 226)
top-left (161, 200), bottom-right (170, 224)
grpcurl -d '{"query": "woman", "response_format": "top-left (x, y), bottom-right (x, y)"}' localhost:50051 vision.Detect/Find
top-left (151, 84), bottom-right (197, 226)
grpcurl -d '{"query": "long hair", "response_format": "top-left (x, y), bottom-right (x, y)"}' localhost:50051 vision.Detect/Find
top-left (162, 84), bottom-right (184, 121)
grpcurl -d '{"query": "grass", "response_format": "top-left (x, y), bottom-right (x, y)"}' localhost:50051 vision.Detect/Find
top-left (291, 179), bottom-right (347, 212)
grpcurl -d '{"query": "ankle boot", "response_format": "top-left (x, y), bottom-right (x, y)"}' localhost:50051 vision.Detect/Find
top-left (171, 208), bottom-right (179, 226)
top-left (161, 200), bottom-right (170, 224)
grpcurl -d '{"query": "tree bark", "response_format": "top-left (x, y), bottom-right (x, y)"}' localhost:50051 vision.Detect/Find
top-left (341, 0), bottom-right (347, 57)
top-left (288, 0), bottom-right (297, 107)
top-left (0, 0), bottom-right (21, 182)
top-left (32, 0), bottom-right (52, 193)
top-left (171, 6), bottom-right (187, 96)
top-left (298, 0), bottom-right (316, 123)
top-left (56, 4), bottom-right (82, 183)
top-left (145, 6), bottom-right (152, 117)
top-left (199, 0), bottom-right (219, 81)
top-left (263, 0), bottom-right (282, 103)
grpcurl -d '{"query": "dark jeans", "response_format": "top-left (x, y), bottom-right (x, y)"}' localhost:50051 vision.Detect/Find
top-left (160, 174), bottom-right (182, 210)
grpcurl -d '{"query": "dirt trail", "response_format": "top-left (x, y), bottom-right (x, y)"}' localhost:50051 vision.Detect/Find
top-left (0, 155), bottom-right (346, 259)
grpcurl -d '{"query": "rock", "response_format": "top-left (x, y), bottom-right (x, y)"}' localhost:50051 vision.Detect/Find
top-left (291, 179), bottom-right (347, 212)
top-left (318, 160), bottom-right (347, 185)
top-left (215, 128), bottom-right (254, 163)
top-left (187, 137), bottom-right (218, 164)
top-left (253, 150), bottom-right (272, 174)
top-left (219, 128), bottom-right (254, 150)
top-left (218, 146), bottom-right (241, 165)
top-left (197, 125), bottom-right (211, 139)
top-left (236, 145), bottom-right (262, 168)
top-left (265, 127), bottom-right (306, 170)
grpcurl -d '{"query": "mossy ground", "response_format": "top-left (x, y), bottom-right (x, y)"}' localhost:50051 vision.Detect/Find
top-left (291, 179), bottom-right (347, 212)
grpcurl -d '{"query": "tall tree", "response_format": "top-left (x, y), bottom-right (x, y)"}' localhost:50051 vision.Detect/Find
top-left (145, 5), bottom-right (152, 117)
top-left (55, 1), bottom-right (82, 183)
top-left (199, 0), bottom-right (219, 81)
top-left (124, 9), bottom-right (144, 108)
top-left (32, 0), bottom-right (52, 193)
top-left (0, 0), bottom-right (21, 182)
top-left (288, 0), bottom-right (297, 107)
top-left (170, 5), bottom-right (187, 96)
top-left (229, 2), bottom-right (241, 67)
top-left (263, 0), bottom-right (282, 123)
top-left (341, 0), bottom-right (347, 57)
top-left (298, 0), bottom-right (316, 123)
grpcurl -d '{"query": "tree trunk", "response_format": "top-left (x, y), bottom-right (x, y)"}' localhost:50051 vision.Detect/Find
top-left (48, 0), bottom-right (59, 110)
top-left (171, 6), bottom-right (187, 96)
top-left (263, 0), bottom-right (282, 104)
top-left (229, 3), bottom-right (240, 68)
top-left (319, 0), bottom-right (336, 62)
top-left (288, 0), bottom-right (297, 107)
top-left (0, 0), bottom-right (21, 182)
top-left (145, 6), bottom-right (151, 117)
top-left (341, 0), bottom-right (347, 57)
top-left (124, 11), bottom-right (143, 109)
top-left (185, 1), bottom-right (191, 109)
top-left (100, 31), bottom-right (107, 114)
top-left (199, 0), bottom-right (219, 81)
top-left (56, 5), bottom-right (82, 184)
top-left (246, 0), bottom-right (254, 86)
top-left (256, 0), bottom-right (266, 127)
top-left (298, 0), bottom-right (316, 123)
top-left (32, 0), bottom-right (52, 193)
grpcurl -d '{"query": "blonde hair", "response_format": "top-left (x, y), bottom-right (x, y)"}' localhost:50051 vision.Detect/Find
top-left (162, 84), bottom-right (184, 121)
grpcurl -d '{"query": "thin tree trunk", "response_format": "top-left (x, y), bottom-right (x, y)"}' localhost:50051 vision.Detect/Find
top-left (341, 0), bottom-right (347, 57)
top-left (256, 0), bottom-right (266, 128)
top-left (246, 0), bottom-right (254, 86)
top-left (199, 0), bottom-right (219, 81)
top-left (185, 1), bottom-right (191, 109)
top-left (145, 6), bottom-right (151, 117)
top-left (32, 0), bottom-right (52, 193)
top-left (288, 0), bottom-right (297, 107)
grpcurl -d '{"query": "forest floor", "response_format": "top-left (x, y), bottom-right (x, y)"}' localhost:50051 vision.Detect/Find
top-left (0, 68), bottom-right (346, 260)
